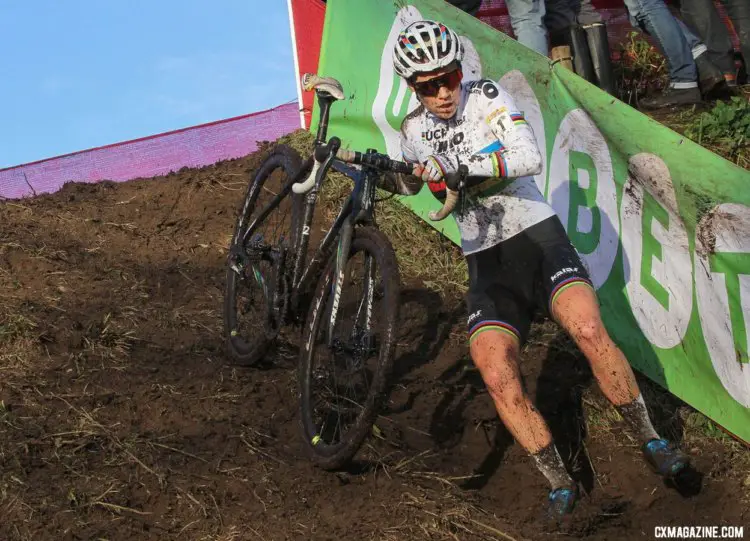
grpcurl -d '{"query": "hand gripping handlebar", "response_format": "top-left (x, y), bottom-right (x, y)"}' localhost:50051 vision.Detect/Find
top-left (428, 165), bottom-right (469, 221)
top-left (292, 138), bottom-right (468, 222)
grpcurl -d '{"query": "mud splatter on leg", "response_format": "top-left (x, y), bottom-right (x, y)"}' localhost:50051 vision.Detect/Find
top-left (531, 443), bottom-right (575, 489)
top-left (616, 393), bottom-right (659, 443)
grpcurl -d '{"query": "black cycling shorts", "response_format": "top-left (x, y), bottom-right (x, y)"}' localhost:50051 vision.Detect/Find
top-left (465, 215), bottom-right (593, 345)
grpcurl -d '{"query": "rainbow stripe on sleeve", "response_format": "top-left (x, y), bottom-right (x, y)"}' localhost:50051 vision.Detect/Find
top-left (510, 112), bottom-right (527, 126)
top-left (490, 152), bottom-right (508, 177)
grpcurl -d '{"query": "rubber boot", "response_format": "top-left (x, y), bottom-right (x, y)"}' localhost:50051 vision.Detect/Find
top-left (583, 22), bottom-right (616, 95)
top-left (735, 52), bottom-right (747, 86)
top-left (569, 25), bottom-right (596, 85)
top-left (694, 52), bottom-right (726, 98)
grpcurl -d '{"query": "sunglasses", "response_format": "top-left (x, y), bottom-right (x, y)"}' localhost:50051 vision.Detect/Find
top-left (412, 69), bottom-right (462, 97)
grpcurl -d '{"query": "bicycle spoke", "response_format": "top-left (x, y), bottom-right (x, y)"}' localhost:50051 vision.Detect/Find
top-left (307, 247), bottom-right (385, 448)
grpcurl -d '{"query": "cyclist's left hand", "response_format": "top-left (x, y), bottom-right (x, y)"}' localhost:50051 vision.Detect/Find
top-left (416, 154), bottom-right (458, 183)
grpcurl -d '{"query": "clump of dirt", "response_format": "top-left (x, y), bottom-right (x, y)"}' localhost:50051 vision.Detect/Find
top-left (0, 139), bottom-right (747, 541)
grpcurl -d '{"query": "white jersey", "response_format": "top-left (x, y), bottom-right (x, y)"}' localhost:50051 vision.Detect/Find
top-left (400, 79), bottom-right (555, 255)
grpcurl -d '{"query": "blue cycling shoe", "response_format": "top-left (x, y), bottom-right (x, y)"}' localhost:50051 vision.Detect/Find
top-left (548, 486), bottom-right (578, 518)
top-left (642, 438), bottom-right (690, 479)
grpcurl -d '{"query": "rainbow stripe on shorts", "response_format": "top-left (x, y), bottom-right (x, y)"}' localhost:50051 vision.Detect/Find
top-left (549, 277), bottom-right (594, 312)
top-left (468, 320), bottom-right (520, 344)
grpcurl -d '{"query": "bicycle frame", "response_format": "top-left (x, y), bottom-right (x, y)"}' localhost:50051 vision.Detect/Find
top-left (291, 159), bottom-right (379, 326)
top-left (241, 90), bottom-right (381, 327)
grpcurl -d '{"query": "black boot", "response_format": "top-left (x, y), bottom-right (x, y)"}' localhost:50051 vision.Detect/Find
top-left (639, 85), bottom-right (702, 110)
top-left (695, 52), bottom-right (727, 98)
top-left (736, 52), bottom-right (748, 86)
top-left (568, 25), bottom-right (596, 85)
top-left (583, 22), bottom-right (616, 95)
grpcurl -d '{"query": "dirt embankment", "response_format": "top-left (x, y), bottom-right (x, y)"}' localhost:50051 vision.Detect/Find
top-left (0, 146), bottom-right (747, 540)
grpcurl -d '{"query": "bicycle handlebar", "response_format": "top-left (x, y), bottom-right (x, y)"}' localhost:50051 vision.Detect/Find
top-left (292, 137), bottom-right (468, 222)
top-left (292, 138), bottom-right (414, 195)
top-left (292, 159), bottom-right (321, 194)
top-left (335, 148), bottom-right (414, 175)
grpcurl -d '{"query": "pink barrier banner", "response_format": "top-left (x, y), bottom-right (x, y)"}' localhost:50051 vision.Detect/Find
top-left (0, 101), bottom-right (301, 200)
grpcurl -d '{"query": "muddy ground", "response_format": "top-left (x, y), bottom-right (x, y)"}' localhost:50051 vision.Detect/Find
top-left (0, 145), bottom-right (747, 541)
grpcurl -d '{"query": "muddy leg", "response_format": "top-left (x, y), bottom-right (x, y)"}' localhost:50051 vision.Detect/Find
top-left (552, 284), bottom-right (658, 442)
top-left (470, 329), bottom-right (573, 488)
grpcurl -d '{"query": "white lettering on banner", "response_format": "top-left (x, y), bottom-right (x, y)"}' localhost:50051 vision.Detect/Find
top-left (654, 525), bottom-right (745, 538)
top-left (695, 203), bottom-right (750, 407)
top-left (621, 154), bottom-right (692, 349)
top-left (373, 7), bottom-right (483, 158)
top-left (499, 70), bottom-right (547, 196)
top-left (548, 109), bottom-right (619, 289)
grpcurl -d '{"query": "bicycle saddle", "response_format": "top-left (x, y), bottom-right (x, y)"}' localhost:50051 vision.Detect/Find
top-left (301, 73), bottom-right (345, 100)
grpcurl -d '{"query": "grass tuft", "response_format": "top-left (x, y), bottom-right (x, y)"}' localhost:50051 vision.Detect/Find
top-left (684, 96), bottom-right (750, 168)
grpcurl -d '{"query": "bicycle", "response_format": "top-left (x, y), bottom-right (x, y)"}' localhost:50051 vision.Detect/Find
top-left (223, 73), bottom-right (464, 469)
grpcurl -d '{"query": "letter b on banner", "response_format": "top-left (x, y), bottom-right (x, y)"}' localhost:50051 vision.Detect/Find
top-left (549, 109), bottom-right (618, 289)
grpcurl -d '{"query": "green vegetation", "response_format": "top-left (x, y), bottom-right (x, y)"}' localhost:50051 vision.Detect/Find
top-left (684, 97), bottom-right (750, 168)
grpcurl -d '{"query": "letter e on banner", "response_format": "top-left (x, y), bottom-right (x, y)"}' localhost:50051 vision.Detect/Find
top-left (621, 154), bottom-right (692, 349)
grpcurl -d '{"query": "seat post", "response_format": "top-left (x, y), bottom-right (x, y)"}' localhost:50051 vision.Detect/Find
top-left (314, 93), bottom-right (335, 144)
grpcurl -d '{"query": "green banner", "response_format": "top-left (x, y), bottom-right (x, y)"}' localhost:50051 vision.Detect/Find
top-left (314, 0), bottom-right (750, 443)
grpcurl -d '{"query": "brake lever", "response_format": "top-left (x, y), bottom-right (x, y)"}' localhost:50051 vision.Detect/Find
top-left (428, 164), bottom-right (469, 221)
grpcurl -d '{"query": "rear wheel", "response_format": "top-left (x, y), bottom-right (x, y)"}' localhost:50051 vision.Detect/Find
top-left (223, 145), bottom-right (306, 365)
top-left (298, 226), bottom-right (401, 470)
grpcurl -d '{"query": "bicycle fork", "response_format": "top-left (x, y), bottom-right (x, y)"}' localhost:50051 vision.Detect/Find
top-left (327, 216), bottom-right (353, 346)
top-left (327, 164), bottom-right (378, 350)
top-left (327, 219), bottom-right (376, 359)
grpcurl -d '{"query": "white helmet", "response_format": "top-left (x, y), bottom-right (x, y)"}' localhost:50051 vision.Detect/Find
top-left (392, 20), bottom-right (464, 80)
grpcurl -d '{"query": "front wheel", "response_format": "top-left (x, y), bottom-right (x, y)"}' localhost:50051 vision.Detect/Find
top-left (298, 226), bottom-right (401, 470)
